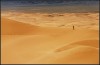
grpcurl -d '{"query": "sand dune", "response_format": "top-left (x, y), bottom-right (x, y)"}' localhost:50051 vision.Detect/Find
top-left (55, 40), bottom-right (99, 52)
top-left (1, 12), bottom-right (99, 30)
top-left (1, 17), bottom-right (39, 35)
top-left (34, 46), bottom-right (99, 64)
top-left (1, 16), bottom-right (99, 64)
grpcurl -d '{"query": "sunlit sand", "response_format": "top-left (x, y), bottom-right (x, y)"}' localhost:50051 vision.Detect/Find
top-left (1, 12), bottom-right (99, 64)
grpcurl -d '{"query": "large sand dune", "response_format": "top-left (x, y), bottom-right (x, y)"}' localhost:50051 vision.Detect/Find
top-left (1, 14), bottom-right (99, 64)
top-left (1, 17), bottom-right (39, 35)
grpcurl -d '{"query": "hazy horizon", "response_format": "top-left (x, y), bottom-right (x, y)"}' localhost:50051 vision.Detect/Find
top-left (1, 0), bottom-right (99, 13)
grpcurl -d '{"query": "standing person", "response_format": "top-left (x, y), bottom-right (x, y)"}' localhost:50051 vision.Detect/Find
top-left (73, 25), bottom-right (75, 30)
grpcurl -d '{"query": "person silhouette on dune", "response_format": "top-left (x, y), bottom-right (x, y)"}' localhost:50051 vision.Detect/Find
top-left (73, 25), bottom-right (75, 30)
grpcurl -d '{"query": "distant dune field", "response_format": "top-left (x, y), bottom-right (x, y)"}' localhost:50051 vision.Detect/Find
top-left (1, 12), bottom-right (99, 30)
top-left (1, 13), bottom-right (99, 64)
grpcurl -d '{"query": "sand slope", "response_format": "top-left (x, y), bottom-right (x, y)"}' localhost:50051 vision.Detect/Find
top-left (1, 17), bottom-right (39, 35)
top-left (1, 17), bottom-right (99, 64)
top-left (34, 46), bottom-right (99, 64)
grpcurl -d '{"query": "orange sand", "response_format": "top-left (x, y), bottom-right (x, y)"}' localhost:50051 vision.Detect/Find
top-left (1, 13), bottom-right (99, 64)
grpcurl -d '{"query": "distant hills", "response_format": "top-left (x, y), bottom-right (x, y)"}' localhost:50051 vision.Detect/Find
top-left (1, 0), bottom-right (99, 13)
top-left (1, 0), bottom-right (99, 5)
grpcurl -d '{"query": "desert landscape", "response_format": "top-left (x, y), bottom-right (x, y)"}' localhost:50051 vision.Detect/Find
top-left (1, 12), bottom-right (99, 64)
top-left (1, 0), bottom-right (99, 64)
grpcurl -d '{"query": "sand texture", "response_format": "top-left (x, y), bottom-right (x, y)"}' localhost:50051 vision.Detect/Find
top-left (1, 13), bottom-right (99, 64)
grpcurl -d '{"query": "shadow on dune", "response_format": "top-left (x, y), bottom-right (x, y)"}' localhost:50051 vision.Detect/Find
top-left (55, 40), bottom-right (99, 52)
